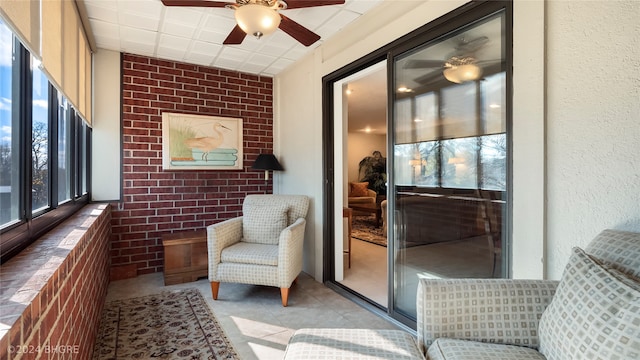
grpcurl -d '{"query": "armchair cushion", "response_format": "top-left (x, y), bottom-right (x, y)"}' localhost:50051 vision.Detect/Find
top-left (242, 203), bottom-right (288, 245)
top-left (417, 278), bottom-right (558, 351)
top-left (427, 339), bottom-right (545, 360)
top-left (349, 181), bottom-right (370, 197)
top-left (538, 247), bottom-right (640, 360)
top-left (221, 242), bottom-right (278, 266)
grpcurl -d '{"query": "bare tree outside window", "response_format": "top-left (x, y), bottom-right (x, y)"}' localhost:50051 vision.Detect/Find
top-left (32, 121), bottom-right (48, 210)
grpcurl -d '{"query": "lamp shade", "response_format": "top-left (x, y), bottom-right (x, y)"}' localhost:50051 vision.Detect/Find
top-left (235, 4), bottom-right (281, 39)
top-left (252, 153), bottom-right (284, 171)
top-left (443, 63), bottom-right (483, 84)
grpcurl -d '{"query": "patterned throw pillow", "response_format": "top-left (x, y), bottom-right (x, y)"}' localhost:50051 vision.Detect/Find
top-left (349, 182), bottom-right (369, 197)
top-left (242, 204), bottom-right (288, 245)
top-left (538, 247), bottom-right (640, 360)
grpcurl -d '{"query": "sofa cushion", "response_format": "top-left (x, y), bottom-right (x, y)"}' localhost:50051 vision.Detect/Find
top-left (585, 229), bottom-right (640, 278)
top-left (349, 182), bottom-right (370, 197)
top-left (221, 242), bottom-right (278, 266)
top-left (242, 203), bottom-right (288, 245)
top-left (426, 338), bottom-right (545, 360)
top-left (538, 247), bottom-right (640, 360)
top-left (283, 328), bottom-right (425, 360)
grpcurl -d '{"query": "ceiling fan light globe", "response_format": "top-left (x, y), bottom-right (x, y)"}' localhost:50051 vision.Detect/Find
top-left (443, 64), bottom-right (482, 84)
top-left (235, 4), bottom-right (281, 39)
top-left (443, 67), bottom-right (462, 83)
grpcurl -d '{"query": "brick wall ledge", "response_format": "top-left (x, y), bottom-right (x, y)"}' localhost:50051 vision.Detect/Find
top-left (0, 203), bottom-right (111, 359)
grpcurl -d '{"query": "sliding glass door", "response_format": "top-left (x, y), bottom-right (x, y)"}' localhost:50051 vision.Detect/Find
top-left (322, 1), bottom-right (511, 328)
top-left (390, 9), bottom-right (508, 319)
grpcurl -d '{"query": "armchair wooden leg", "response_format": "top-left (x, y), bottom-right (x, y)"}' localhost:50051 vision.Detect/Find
top-left (210, 281), bottom-right (220, 300)
top-left (280, 287), bottom-right (290, 307)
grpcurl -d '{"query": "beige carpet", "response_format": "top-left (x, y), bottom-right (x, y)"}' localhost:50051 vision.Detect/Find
top-left (93, 288), bottom-right (239, 359)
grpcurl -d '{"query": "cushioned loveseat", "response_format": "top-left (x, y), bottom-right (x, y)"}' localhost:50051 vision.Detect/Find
top-left (283, 229), bottom-right (640, 360)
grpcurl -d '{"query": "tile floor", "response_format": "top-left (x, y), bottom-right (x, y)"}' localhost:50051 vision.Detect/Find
top-left (104, 272), bottom-right (400, 360)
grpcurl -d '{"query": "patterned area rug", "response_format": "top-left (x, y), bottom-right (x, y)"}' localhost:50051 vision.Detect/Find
top-left (352, 215), bottom-right (387, 247)
top-left (93, 288), bottom-right (239, 359)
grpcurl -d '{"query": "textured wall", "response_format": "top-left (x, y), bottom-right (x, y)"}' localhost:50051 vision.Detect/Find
top-left (545, 1), bottom-right (640, 278)
top-left (112, 54), bottom-right (274, 276)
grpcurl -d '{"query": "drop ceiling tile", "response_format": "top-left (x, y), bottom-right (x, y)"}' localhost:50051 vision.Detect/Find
top-left (94, 37), bottom-right (121, 51)
top-left (281, 44), bottom-right (313, 61)
top-left (156, 51), bottom-right (186, 64)
top-left (162, 21), bottom-right (198, 38)
top-left (283, 7), bottom-right (340, 31)
top-left (84, 1), bottom-right (119, 23)
top-left (238, 62), bottom-right (268, 74)
top-left (89, 19), bottom-right (121, 40)
top-left (212, 57), bottom-right (242, 72)
top-left (162, 7), bottom-right (204, 25)
top-left (246, 53), bottom-right (277, 67)
top-left (315, 10), bottom-right (360, 38)
top-left (116, 0), bottom-right (163, 18)
top-left (257, 42), bottom-right (293, 58)
top-left (159, 34), bottom-right (191, 52)
top-left (156, 47), bottom-right (187, 61)
top-left (118, 11), bottom-right (161, 32)
top-left (119, 26), bottom-right (158, 54)
top-left (263, 58), bottom-right (295, 74)
top-left (344, 0), bottom-right (383, 15)
top-left (203, 13), bottom-right (237, 31)
top-left (218, 46), bottom-right (252, 61)
top-left (184, 54), bottom-right (214, 67)
top-left (197, 28), bottom-right (230, 45)
top-left (189, 41), bottom-right (223, 57)
top-left (121, 40), bottom-right (156, 56)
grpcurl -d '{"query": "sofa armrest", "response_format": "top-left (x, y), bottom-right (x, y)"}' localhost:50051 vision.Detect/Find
top-left (207, 217), bottom-right (243, 281)
top-left (278, 218), bottom-right (307, 287)
top-left (416, 278), bottom-right (559, 352)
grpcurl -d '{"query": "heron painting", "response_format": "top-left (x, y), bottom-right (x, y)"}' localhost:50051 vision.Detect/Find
top-left (162, 112), bottom-right (243, 170)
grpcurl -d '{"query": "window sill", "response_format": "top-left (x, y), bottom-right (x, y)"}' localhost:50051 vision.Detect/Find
top-left (0, 203), bottom-right (111, 357)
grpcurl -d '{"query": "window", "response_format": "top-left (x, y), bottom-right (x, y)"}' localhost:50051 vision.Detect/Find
top-left (0, 19), bottom-right (18, 226)
top-left (32, 58), bottom-right (49, 212)
top-left (0, 19), bottom-right (91, 263)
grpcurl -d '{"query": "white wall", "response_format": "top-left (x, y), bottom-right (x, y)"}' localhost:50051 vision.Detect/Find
top-left (275, 0), bottom-right (640, 282)
top-left (347, 132), bottom-right (386, 183)
top-left (91, 49), bottom-right (121, 201)
top-left (544, 0), bottom-right (640, 279)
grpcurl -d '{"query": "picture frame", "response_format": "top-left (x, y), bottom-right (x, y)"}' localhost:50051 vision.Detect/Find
top-left (162, 112), bottom-right (243, 170)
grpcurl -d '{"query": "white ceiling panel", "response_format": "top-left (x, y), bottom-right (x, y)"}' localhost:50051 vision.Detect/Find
top-left (83, 2), bottom-right (119, 23)
top-left (84, 0), bottom-right (383, 76)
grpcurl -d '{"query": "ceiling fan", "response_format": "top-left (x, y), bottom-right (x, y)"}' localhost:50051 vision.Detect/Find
top-left (160, 0), bottom-right (345, 47)
top-left (404, 36), bottom-right (502, 84)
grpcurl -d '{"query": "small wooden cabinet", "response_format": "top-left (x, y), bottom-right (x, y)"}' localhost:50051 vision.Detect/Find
top-left (162, 229), bottom-right (208, 286)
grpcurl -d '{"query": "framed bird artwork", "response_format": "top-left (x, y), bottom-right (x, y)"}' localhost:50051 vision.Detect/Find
top-left (162, 112), bottom-right (243, 170)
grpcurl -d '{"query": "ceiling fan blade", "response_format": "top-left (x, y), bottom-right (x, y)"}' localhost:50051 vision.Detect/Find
top-left (279, 15), bottom-right (321, 47)
top-left (403, 59), bottom-right (444, 69)
top-left (455, 36), bottom-right (489, 53)
top-left (282, 0), bottom-right (345, 9)
top-left (161, 0), bottom-right (230, 7)
top-left (413, 71), bottom-right (444, 85)
top-left (223, 25), bottom-right (247, 45)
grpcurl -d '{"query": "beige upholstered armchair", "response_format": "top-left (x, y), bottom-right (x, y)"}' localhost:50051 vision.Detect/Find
top-left (207, 194), bottom-right (310, 307)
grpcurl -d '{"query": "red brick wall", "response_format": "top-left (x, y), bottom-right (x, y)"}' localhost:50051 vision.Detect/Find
top-left (111, 53), bottom-right (274, 276)
top-left (0, 204), bottom-right (111, 360)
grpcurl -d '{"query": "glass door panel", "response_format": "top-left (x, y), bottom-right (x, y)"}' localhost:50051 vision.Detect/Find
top-left (391, 10), bottom-right (507, 318)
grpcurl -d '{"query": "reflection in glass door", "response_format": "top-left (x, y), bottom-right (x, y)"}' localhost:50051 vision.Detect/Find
top-left (391, 10), bottom-right (508, 318)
